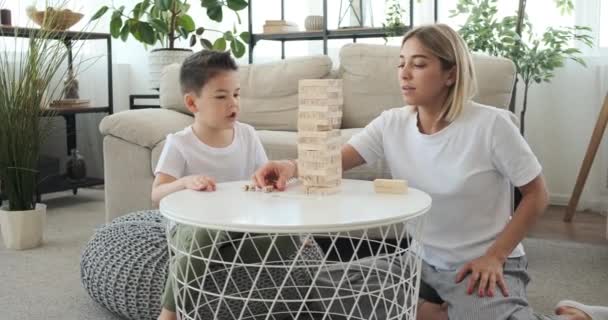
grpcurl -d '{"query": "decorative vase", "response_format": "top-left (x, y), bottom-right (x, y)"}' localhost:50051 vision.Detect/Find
top-left (63, 68), bottom-right (79, 99)
top-left (0, 9), bottom-right (11, 26)
top-left (66, 149), bottom-right (86, 181)
top-left (148, 48), bottom-right (193, 90)
top-left (304, 15), bottom-right (324, 31)
top-left (0, 204), bottom-right (47, 250)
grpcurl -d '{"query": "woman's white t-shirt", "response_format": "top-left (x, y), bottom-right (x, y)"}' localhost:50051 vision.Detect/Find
top-left (348, 102), bottom-right (542, 271)
top-left (154, 122), bottom-right (268, 182)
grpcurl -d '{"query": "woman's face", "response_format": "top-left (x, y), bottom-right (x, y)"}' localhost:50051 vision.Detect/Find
top-left (398, 37), bottom-right (455, 109)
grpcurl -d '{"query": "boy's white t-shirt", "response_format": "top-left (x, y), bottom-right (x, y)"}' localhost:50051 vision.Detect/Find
top-left (348, 102), bottom-right (542, 271)
top-left (154, 121), bottom-right (268, 183)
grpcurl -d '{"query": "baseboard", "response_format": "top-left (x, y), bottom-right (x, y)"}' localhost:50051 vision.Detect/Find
top-left (550, 193), bottom-right (608, 215)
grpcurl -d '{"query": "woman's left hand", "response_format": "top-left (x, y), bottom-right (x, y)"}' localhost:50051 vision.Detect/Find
top-left (454, 254), bottom-right (509, 298)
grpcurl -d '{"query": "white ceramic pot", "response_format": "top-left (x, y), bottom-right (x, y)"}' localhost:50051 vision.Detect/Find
top-left (304, 15), bottom-right (324, 31)
top-left (148, 48), bottom-right (193, 90)
top-left (0, 203), bottom-right (46, 250)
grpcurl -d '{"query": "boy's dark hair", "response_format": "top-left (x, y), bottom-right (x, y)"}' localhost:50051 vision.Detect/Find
top-left (180, 50), bottom-right (238, 95)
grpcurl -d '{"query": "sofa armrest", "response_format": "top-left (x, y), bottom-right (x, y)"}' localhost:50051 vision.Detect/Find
top-left (99, 109), bottom-right (193, 149)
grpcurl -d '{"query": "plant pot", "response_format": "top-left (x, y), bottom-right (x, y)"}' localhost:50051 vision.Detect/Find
top-left (304, 15), bottom-right (324, 31)
top-left (0, 203), bottom-right (46, 250)
top-left (148, 48), bottom-right (193, 90)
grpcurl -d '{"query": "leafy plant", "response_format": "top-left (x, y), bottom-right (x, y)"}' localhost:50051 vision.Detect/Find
top-left (91, 0), bottom-right (250, 58)
top-left (451, 0), bottom-right (593, 134)
top-left (383, 0), bottom-right (407, 39)
top-left (0, 13), bottom-right (87, 210)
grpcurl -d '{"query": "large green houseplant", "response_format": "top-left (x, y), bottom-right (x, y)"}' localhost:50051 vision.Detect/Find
top-left (0, 17), bottom-right (81, 249)
top-left (451, 0), bottom-right (593, 134)
top-left (91, 0), bottom-right (250, 89)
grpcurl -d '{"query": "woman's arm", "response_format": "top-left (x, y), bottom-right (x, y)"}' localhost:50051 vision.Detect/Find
top-left (486, 174), bottom-right (549, 262)
top-left (455, 174), bottom-right (549, 297)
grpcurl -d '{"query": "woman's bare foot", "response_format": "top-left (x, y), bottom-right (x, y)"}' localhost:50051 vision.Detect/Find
top-left (158, 308), bottom-right (177, 320)
top-left (417, 300), bottom-right (448, 320)
top-left (555, 306), bottom-right (592, 320)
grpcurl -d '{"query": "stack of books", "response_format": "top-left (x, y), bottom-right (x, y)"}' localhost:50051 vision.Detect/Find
top-left (263, 20), bottom-right (299, 33)
top-left (49, 99), bottom-right (90, 108)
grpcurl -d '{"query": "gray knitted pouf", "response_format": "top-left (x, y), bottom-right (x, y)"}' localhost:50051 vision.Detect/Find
top-left (80, 210), bottom-right (169, 320)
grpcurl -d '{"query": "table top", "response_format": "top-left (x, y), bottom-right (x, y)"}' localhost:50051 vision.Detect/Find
top-left (160, 179), bottom-right (431, 233)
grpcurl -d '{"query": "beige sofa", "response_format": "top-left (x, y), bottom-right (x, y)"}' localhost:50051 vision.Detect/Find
top-left (99, 43), bottom-right (516, 222)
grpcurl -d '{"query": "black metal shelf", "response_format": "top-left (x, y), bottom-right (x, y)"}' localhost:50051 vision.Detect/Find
top-left (0, 26), bottom-right (110, 41)
top-left (41, 106), bottom-right (111, 116)
top-left (0, 27), bottom-right (113, 200)
top-left (252, 26), bottom-right (411, 43)
top-left (37, 174), bottom-right (104, 199)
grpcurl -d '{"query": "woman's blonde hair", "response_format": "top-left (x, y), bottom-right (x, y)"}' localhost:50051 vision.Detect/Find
top-left (401, 24), bottom-right (477, 122)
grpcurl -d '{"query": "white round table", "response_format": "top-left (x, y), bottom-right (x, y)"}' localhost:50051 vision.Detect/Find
top-left (160, 179), bottom-right (431, 320)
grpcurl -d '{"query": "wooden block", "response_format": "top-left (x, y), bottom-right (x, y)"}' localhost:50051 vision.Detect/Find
top-left (299, 79), bottom-right (343, 87)
top-left (298, 130), bottom-right (340, 139)
top-left (297, 118), bottom-right (342, 131)
top-left (299, 105), bottom-right (342, 113)
top-left (298, 110), bottom-right (342, 120)
top-left (299, 97), bottom-right (343, 106)
top-left (299, 165), bottom-right (341, 176)
top-left (304, 185), bottom-right (340, 196)
top-left (298, 149), bottom-right (341, 162)
top-left (299, 173), bottom-right (341, 185)
top-left (297, 140), bottom-right (341, 152)
top-left (373, 179), bottom-right (408, 194)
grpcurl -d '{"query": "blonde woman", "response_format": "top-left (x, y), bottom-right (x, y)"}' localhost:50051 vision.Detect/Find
top-left (253, 24), bottom-right (608, 320)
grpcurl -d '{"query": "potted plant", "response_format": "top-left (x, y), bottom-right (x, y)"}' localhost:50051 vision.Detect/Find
top-left (0, 17), bottom-right (79, 250)
top-left (91, 0), bottom-right (249, 89)
top-left (451, 0), bottom-right (593, 134)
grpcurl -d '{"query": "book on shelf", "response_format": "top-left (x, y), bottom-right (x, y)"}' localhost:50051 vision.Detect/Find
top-left (49, 99), bottom-right (90, 108)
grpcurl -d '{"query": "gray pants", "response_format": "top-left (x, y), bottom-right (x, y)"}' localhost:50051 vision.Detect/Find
top-left (421, 255), bottom-right (566, 320)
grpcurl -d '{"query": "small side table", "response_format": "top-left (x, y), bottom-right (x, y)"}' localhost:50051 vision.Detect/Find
top-left (160, 179), bottom-right (431, 320)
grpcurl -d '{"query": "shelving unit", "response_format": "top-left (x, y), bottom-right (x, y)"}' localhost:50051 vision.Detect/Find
top-left (0, 26), bottom-right (113, 200)
top-left (247, 0), bottom-right (439, 63)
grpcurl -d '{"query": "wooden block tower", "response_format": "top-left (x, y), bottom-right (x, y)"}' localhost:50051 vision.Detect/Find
top-left (297, 79), bottom-right (343, 195)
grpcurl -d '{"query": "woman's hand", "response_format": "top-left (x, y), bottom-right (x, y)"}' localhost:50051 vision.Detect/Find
top-left (181, 175), bottom-right (216, 191)
top-left (455, 254), bottom-right (509, 298)
top-left (252, 160), bottom-right (297, 191)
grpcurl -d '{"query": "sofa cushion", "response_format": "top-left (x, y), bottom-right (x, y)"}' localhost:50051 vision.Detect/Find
top-left (338, 43), bottom-right (516, 129)
top-left (99, 109), bottom-right (193, 149)
top-left (256, 129), bottom-right (390, 181)
top-left (159, 56), bottom-right (333, 131)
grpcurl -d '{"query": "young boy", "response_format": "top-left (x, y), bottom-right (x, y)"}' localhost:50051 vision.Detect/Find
top-left (153, 50), bottom-right (269, 320)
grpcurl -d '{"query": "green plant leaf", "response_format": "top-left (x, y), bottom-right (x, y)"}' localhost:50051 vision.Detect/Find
top-left (110, 16), bottom-right (123, 38)
top-left (213, 37), bottom-right (226, 51)
top-left (201, 0), bottom-right (220, 8)
top-left (91, 6), bottom-right (108, 20)
top-left (196, 27), bottom-right (205, 35)
top-left (200, 38), bottom-right (213, 49)
top-left (230, 39), bottom-right (246, 58)
top-left (150, 18), bottom-right (169, 34)
top-left (178, 15), bottom-right (196, 32)
top-left (120, 23), bottom-right (130, 41)
top-left (224, 31), bottom-right (234, 41)
top-left (207, 6), bottom-right (223, 22)
top-left (139, 22), bottom-right (157, 45)
top-left (189, 34), bottom-right (197, 46)
top-left (239, 31), bottom-right (250, 44)
top-left (159, 0), bottom-right (172, 11)
top-left (227, 0), bottom-right (248, 11)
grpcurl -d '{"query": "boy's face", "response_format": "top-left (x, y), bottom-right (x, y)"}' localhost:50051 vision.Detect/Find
top-left (184, 70), bottom-right (240, 130)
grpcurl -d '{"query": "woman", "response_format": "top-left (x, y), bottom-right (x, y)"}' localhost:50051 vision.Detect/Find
top-left (252, 24), bottom-right (607, 320)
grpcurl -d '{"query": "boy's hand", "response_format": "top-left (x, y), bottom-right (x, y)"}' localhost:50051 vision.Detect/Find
top-left (181, 175), bottom-right (216, 191)
top-left (252, 160), bottom-right (296, 191)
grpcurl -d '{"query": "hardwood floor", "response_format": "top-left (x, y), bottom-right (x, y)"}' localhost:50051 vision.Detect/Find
top-left (528, 205), bottom-right (608, 245)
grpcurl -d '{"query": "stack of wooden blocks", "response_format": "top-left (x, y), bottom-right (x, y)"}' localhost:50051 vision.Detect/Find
top-left (297, 79), bottom-right (343, 195)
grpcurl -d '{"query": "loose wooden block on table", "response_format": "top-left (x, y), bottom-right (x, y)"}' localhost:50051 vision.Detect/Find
top-left (373, 179), bottom-right (408, 194)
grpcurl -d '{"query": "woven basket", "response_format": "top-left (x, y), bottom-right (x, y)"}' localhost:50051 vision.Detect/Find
top-left (29, 9), bottom-right (83, 31)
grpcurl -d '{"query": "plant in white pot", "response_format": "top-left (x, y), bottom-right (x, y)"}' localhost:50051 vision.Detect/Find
top-left (0, 19), bottom-right (80, 250)
top-left (91, 0), bottom-right (249, 90)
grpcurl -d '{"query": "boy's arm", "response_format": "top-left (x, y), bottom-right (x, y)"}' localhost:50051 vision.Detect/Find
top-left (152, 173), bottom-right (217, 205)
top-left (151, 173), bottom-right (184, 205)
